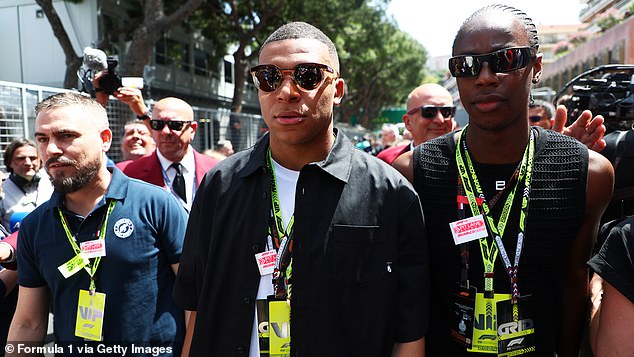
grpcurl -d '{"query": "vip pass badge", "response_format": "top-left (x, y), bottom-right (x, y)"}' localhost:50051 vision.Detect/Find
top-left (269, 299), bottom-right (291, 356)
top-left (56, 200), bottom-right (116, 341)
top-left (76, 289), bottom-right (106, 341)
top-left (455, 126), bottom-right (536, 354)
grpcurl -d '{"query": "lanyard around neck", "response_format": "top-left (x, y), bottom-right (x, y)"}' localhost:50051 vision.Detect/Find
top-left (267, 148), bottom-right (295, 299)
top-left (57, 199), bottom-right (116, 293)
top-left (455, 126), bottom-right (535, 304)
top-left (268, 149), bottom-right (295, 242)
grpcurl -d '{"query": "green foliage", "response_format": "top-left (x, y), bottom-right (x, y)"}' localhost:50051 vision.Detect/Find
top-left (596, 8), bottom-right (623, 32)
top-left (626, 2), bottom-right (634, 18)
top-left (93, 0), bottom-right (426, 123)
top-left (336, 6), bottom-right (426, 126)
top-left (188, 0), bottom-right (425, 124)
top-left (421, 69), bottom-right (447, 85)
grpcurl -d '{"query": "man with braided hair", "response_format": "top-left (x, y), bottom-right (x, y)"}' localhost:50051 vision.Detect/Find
top-left (394, 5), bottom-right (614, 356)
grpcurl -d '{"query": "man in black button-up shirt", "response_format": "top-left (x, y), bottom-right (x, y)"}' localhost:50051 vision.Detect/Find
top-left (173, 21), bottom-right (429, 357)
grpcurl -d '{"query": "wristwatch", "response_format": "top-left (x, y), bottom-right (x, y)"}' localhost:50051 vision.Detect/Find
top-left (137, 112), bottom-right (151, 120)
top-left (0, 241), bottom-right (15, 263)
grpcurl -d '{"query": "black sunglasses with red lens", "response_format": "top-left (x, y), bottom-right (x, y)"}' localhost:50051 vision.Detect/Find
top-left (448, 47), bottom-right (537, 78)
top-left (149, 120), bottom-right (192, 131)
top-left (407, 105), bottom-right (456, 119)
top-left (250, 63), bottom-right (338, 92)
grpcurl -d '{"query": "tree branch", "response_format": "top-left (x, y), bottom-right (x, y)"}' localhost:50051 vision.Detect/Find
top-left (35, 0), bottom-right (78, 61)
top-left (34, 0), bottom-right (82, 88)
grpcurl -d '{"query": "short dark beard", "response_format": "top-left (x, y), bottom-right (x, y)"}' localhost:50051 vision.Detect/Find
top-left (48, 157), bottom-right (101, 194)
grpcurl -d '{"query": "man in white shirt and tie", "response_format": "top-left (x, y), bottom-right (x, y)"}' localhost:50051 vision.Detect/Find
top-left (120, 97), bottom-right (219, 211)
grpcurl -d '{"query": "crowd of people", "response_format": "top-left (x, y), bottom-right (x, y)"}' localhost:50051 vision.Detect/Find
top-left (0, 4), bottom-right (632, 357)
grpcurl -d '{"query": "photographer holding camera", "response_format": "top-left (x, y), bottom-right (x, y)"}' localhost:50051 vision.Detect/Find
top-left (92, 67), bottom-right (158, 165)
top-left (91, 71), bottom-right (219, 211)
top-left (79, 47), bottom-right (150, 121)
top-left (93, 71), bottom-right (151, 119)
top-left (554, 66), bottom-right (634, 223)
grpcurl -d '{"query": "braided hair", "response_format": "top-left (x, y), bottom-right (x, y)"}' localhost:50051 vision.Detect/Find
top-left (453, 4), bottom-right (539, 53)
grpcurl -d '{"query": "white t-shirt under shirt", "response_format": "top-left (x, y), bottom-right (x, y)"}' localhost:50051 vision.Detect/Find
top-left (249, 158), bottom-right (299, 357)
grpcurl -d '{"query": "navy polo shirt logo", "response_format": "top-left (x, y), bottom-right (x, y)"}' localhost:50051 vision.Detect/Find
top-left (113, 218), bottom-right (134, 239)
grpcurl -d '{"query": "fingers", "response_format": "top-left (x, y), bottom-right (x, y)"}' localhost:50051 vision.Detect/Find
top-left (584, 128), bottom-right (605, 149)
top-left (575, 110), bottom-right (593, 127)
top-left (116, 87), bottom-right (143, 97)
top-left (114, 87), bottom-right (143, 103)
top-left (591, 139), bottom-right (607, 152)
top-left (91, 71), bottom-right (110, 107)
top-left (93, 71), bottom-right (104, 81)
top-left (551, 105), bottom-right (568, 133)
top-left (113, 87), bottom-right (147, 116)
top-left (585, 114), bottom-right (605, 132)
top-left (580, 114), bottom-right (606, 152)
top-left (94, 91), bottom-right (109, 107)
top-left (556, 106), bottom-right (607, 151)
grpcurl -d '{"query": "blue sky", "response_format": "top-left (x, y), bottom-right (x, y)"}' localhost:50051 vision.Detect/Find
top-left (387, 0), bottom-right (584, 57)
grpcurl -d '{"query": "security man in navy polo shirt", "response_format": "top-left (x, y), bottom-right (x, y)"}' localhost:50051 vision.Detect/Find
top-left (8, 92), bottom-right (188, 355)
top-left (174, 22), bottom-right (430, 356)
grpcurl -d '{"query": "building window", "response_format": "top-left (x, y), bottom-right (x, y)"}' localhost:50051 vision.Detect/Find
top-left (155, 37), bottom-right (167, 65)
top-left (181, 44), bottom-right (190, 72)
top-left (224, 60), bottom-right (233, 83)
top-left (194, 49), bottom-right (208, 76)
top-left (155, 36), bottom-right (189, 72)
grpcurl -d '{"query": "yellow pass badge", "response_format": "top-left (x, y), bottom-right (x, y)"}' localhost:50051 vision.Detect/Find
top-left (468, 293), bottom-right (511, 354)
top-left (269, 300), bottom-right (291, 357)
top-left (58, 253), bottom-right (90, 279)
top-left (75, 289), bottom-right (106, 341)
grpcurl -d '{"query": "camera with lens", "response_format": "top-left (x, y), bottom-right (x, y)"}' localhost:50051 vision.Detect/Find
top-left (77, 47), bottom-right (123, 97)
top-left (556, 64), bottom-right (634, 133)
top-left (556, 65), bottom-right (634, 222)
top-left (98, 56), bottom-right (123, 95)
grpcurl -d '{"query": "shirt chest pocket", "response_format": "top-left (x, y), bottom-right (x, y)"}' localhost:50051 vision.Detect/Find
top-left (330, 224), bottom-right (390, 286)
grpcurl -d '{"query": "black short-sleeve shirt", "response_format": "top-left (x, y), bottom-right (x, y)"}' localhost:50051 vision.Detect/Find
top-left (589, 218), bottom-right (634, 302)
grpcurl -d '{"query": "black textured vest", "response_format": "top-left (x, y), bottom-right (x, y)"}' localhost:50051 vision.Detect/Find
top-left (414, 127), bottom-right (588, 356)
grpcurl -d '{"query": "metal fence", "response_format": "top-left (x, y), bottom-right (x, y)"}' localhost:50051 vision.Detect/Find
top-left (0, 80), bottom-right (264, 168)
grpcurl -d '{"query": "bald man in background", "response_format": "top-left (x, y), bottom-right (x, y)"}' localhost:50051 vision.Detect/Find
top-left (120, 97), bottom-right (219, 212)
top-left (377, 83), bottom-right (456, 164)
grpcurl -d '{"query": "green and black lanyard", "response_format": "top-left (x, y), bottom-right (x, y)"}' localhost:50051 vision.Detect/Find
top-left (267, 148), bottom-right (295, 300)
top-left (455, 126), bottom-right (535, 320)
top-left (57, 200), bottom-right (117, 294)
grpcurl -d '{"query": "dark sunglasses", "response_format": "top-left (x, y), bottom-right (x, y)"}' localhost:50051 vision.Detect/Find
top-left (448, 47), bottom-right (537, 78)
top-left (250, 63), bottom-right (338, 92)
top-left (529, 115), bottom-right (543, 123)
top-left (149, 120), bottom-right (192, 131)
top-left (407, 105), bottom-right (456, 119)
